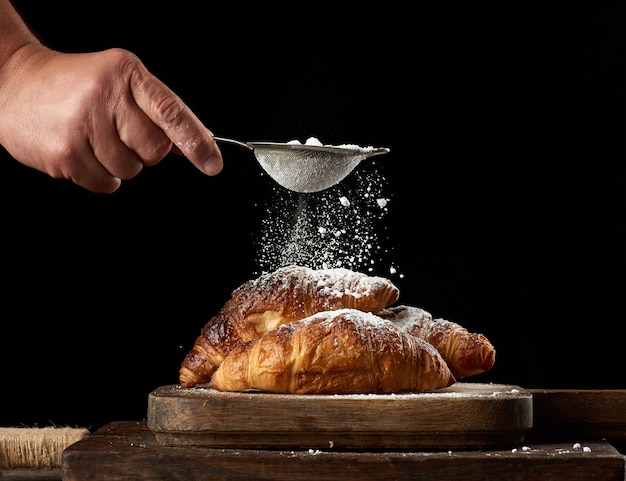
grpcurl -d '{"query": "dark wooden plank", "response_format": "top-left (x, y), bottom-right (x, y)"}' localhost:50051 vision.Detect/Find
top-left (0, 468), bottom-right (61, 480)
top-left (147, 382), bottom-right (533, 450)
top-left (61, 422), bottom-right (626, 481)
top-left (529, 389), bottom-right (626, 442)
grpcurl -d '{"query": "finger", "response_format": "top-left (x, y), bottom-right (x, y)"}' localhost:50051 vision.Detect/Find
top-left (90, 112), bottom-right (146, 180)
top-left (129, 61), bottom-right (223, 176)
top-left (59, 144), bottom-right (122, 193)
top-left (114, 104), bottom-right (172, 168)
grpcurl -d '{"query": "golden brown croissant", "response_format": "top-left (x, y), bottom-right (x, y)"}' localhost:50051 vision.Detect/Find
top-left (179, 265), bottom-right (400, 388)
top-left (378, 304), bottom-right (496, 379)
top-left (209, 308), bottom-right (455, 394)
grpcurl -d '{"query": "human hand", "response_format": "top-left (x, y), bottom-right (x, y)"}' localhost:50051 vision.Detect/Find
top-left (0, 45), bottom-right (223, 193)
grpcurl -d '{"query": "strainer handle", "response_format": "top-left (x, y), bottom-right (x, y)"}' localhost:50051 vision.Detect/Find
top-left (213, 136), bottom-right (254, 151)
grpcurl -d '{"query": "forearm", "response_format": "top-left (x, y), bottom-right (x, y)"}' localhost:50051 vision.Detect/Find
top-left (0, 0), bottom-right (41, 75)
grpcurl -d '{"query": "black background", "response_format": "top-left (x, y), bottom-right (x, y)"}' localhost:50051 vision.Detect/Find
top-left (1, 2), bottom-right (624, 431)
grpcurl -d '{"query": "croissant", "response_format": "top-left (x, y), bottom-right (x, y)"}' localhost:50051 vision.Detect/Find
top-left (209, 308), bottom-right (455, 394)
top-left (378, 305), bottom-right (496, 379)
top-left (179, 265), bottom-right (400, 388)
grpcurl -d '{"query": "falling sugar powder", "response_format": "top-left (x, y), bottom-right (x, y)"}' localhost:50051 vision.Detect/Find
top-left (254, 157), bottom-right (402, 278)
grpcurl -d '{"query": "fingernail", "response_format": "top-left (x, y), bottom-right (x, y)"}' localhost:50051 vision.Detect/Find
top-left (203, 154), bottom-right (223, 176)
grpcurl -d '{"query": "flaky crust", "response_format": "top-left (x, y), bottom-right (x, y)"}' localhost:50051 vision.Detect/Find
top-left (179, 265), bottom-right (400, 388)
top-left (210, 308), bottom-right (455, 394)
top-left (378, 305), bottom-right (496, 379)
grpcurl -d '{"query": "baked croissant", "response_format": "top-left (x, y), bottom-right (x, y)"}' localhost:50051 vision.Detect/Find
top-left (378, 305), bottom-right (496, 379)
top-left (179, 265), bottom-right (400, 388)
top-left (209, 308), bottom-right (455, 394)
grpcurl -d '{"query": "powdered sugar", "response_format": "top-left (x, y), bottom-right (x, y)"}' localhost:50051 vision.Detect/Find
top-left (300, 308), bottom-right (400, 330)
top-left (272, 308), bottom-right (412, 358)
top-left (288, 137), bottom-right (381, 153)
top-left (312, 267), bottom-right (390, 299)
top-left (379, 305), bottom-right (433, 333)
top-left (246, 265), bottom-right (398, 303)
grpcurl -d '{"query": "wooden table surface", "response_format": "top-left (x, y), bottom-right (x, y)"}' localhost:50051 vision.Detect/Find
top-left (59, 420), bottom-right (626, 481)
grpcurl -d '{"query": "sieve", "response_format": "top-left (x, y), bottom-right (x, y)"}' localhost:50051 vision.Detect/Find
top-left (213, 136), bottom-right (390, 193)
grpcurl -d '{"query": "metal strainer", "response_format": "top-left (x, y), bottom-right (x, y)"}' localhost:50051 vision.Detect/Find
top-left (214, 136), bottom-right (390, 193)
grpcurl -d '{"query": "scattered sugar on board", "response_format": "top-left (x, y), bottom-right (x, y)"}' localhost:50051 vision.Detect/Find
top-left (254, 143), bottom-right (403, 279)
top-left (514, 443), bottom-right (592, 455)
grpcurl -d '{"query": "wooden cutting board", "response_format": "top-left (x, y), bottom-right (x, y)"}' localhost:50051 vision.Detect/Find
top-left (147, 382), bottom-right (533, 450)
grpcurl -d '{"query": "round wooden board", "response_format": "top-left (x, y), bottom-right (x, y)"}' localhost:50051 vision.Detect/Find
top-left (147, 382), bottom-right (533, 450)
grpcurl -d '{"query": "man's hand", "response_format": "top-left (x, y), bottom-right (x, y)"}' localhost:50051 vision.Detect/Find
top-left (0, 45), bottom-right (223, 193)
